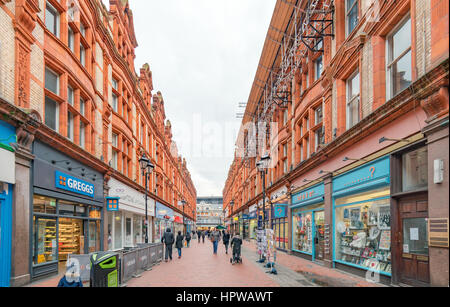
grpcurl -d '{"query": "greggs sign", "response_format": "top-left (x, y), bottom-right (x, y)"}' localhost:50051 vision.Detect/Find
top-left (55, 171), bottom-right (95, 197)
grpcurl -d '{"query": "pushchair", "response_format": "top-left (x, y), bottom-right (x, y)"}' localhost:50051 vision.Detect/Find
top-left (230, 251), bottom-right (242, 264)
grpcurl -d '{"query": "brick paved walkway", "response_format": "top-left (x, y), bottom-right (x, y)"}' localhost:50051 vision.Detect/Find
top-left (126, 239), bottom-right (279, 287)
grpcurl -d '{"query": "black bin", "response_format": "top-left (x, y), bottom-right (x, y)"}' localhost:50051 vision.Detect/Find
top-left (89, 251), bottom-right (119, 287)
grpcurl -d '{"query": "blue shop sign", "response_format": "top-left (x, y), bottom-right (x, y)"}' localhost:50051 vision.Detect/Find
top-left (333, 156), bottom-right (390, 198)
top-left (106, 197), bottom-right (120, 211)
top-left (242, 214), bottom-right (249, 220)
top-left (55, 171), bottom-right (95, 197)
top-left (156, 202), bottom-right (174, 219)
top-left (0, 120), bottom-right (16, 152)
top-left (249, 211), bottom-right (257, 219)
top-left (273, 204), bottom-right (288, 219)
top-left (291, 183), bottom-right (325, 208)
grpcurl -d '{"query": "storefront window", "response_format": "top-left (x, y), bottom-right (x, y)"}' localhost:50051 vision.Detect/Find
top-left (114, 213), bottom-right (123, 249)
top-left (58, 201), bottom-right (87, 217)
top-left (292, 211), bottom-right (313, 253)
top-left (107, 213), bottom-right (113, 250)
top-left (33, 196), bottom-right (57, 214)
top-left (32, 216), bottom-right (57, 265)
top-left (125, 216), bottom-right (132, 246)
top-left (402, 147), bottom-right (428, 192)
top-left (403, 218), bottom-right (428, 255)
top-left (88, 220), bottom-right (100, 253)
top-left (334, 188), bottom-right (391, 274)
top-left (133, 215), bottom-right (142, 245)
top-left (59, 218), bottom-right (84, 261)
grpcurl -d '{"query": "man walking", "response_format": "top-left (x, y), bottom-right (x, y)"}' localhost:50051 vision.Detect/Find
top-left (198, 230), bottom-right (201, 243)
top-left (223, 230), bottom-right (231, 254)
top-left (201, 230), bottom-right (206, 243)
top-left (211, 228), bottom-right (221, 255)
top-left (161, 227), bottom-right (175, 262)
top-left (185, 231), bottom-right (192, 247)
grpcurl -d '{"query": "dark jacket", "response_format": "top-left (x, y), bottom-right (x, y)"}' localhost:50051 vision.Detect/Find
top-left (201, 231), bottom-right (205, 238)
top-left (186, 233), bottom-right (191, 241)
top-left (223, 233), bottom-right (231, 244)
top-left (161, 229), bottom-right (174, 245)
top-left (175, 234), bottom-right (184, 249)
top-left (231, 236), bottom-right (242, 252)
top-left (57, 276), bottom-right (83, 287)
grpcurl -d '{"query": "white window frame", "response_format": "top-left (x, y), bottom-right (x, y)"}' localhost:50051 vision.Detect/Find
top-left (67, 111), bottom-right (74, 141)
top-left (346, 70), bottom-right (360, 130)
top-left (112, 93), bottom-right (118, 112)
top-left (386, 15), bottom-right (412, 100)
top-left (346, 0), bottom-right (358, 37)
top-left (79, 121), bottom-right (85, 149)
top-left (45, 67), bottom-right (60, 95)
top-left (45, 1), bottom-right (60, 38)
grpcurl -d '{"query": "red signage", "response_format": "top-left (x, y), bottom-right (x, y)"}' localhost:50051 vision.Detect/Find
top-left (174, 216), bottom-right (183, 224)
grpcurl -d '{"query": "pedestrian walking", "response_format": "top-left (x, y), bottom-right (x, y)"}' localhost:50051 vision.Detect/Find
top-left (198, 230), bottom-right (201, 243)
top-left (201, 230), bottom-right (206, 243)
top-left (223, 230), bottom-right (231, 254)
top-left (175, 231), bottom-right (184, 259)
top-left (210, 228), bottom-right (221, 254)
top-left (185, 231), bottom-right (192, 247)
top-left (230, 233), bottom-right (243, 264)
top-left (161, 227), bottom-right (175, 262)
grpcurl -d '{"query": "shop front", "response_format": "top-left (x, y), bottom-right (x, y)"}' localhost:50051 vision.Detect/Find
top-left (291, 184), bottom-right (325, 261)
top-left (272, 203), bottom-right (288, 251)
top-left (332, 156), bottom-right (391, 281)
top-left (242, 210), bottom-right (249, 239)
top-left (0, 120), bottom-right (15, 286)
top-left (31, 141), bottom-right (104, 279)
top-left (248, 205), bottom-right (257, 240)
top-left (107, 178), bottom-right (154, 250)
top-left (174, 213), bottom-right (184, 235)
top-left (155, 202), bottom-right (174, 243)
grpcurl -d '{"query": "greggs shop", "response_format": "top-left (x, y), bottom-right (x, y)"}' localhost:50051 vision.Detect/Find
top-left (31, 141), bottom-right (104, 279)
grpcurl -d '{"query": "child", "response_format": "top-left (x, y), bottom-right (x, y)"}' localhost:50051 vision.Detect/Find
top-left (230, 233), bottom-right (243, 264)
top-left (57, 258), bottom-right (83, 287)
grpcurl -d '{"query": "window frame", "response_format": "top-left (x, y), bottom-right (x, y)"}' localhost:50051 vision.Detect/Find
top-left (45, 1), bottom-right (60, 38)
top-left (346, 0), bottom-right (359, 37)
top-left (346, 70), bottom-right (361, 130)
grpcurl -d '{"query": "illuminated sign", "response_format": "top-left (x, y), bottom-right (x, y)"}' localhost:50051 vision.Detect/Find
top-left (55, 171), bottom-right (94, 197)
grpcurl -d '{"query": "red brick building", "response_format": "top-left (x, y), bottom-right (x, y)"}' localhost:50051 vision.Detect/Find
top-left (224, 0), bottom-right (448, 286)
top-left (0, 0), bottom-right (196, 286)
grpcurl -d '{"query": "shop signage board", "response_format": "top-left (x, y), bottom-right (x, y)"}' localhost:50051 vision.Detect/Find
top-left (106, 197), bottom-right (120, 211)
top-left (156, 202), bottom-right (174, 220)
top-left (242, 214), bottom-right (249, 220)
top-left (108, 178), bottom-right (154, 216)
top-left (55, 171), bottom-right (95, 197)
top-left (333, 156), bottom-right (390, 196)
top-left (291, 184), bottom-right (324, 207)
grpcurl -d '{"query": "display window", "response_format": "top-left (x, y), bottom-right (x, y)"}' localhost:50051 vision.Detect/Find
top-left (292, 203), bottom-right (323, 254)
top-left (334, 187), bottom-right (391, 275)
top-left (32, 216), bottom-right (57, 265)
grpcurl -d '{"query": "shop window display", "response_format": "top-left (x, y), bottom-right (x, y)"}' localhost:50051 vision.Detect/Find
top-left (335, 188), bottom-right (391, 274)
top-left (293, 211), bottom-right (313, 253)
top-left (33, 216), bottom-right (57, 265)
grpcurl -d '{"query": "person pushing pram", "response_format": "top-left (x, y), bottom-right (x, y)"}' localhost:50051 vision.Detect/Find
top-left (230, 233), bottom-right (243, 264)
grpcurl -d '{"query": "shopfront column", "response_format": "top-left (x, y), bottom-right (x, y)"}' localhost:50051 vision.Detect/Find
top-left (323, 174), bottom-right (333, 268)
top-left (10, 126), bottom-right (35, 287)
top-left (287, 191), bottom-right (293, 255)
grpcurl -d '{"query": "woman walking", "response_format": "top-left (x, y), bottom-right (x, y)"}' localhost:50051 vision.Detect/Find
top-left (175, 231), bottom-right (184, 259)
top-left (223, 230), bottom-right (231, 254)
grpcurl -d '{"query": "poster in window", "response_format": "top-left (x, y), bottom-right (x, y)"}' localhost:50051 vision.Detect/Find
top-left (379, 230), bottom-right (391, 250)
top-left (378, 206), bottom-right (391, 229)
top-left (350, 208), bottom-right (361, 228)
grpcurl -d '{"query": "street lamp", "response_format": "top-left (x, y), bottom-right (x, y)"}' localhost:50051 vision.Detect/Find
top-left (181, 199), bottom-right (186, 234)
top-left (257, 153), bottom-right (270, 230)
top-left (230, 200), bottom-right (234, 234)
top-left (139, 153), bottom-right (154, 243)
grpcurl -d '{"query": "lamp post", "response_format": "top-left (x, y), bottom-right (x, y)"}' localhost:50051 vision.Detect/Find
top-left (181, 199), bottom-right (186, 235)
top-left (230, 200), bottom-right (234, 234)
top-left (139, 153), bottom-right (154, 243)
top-left (257, 153), bottom-right (270, 230)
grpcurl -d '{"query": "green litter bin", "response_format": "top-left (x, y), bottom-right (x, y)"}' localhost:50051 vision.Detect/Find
top-left (90, 251), bottom-right (119, 287)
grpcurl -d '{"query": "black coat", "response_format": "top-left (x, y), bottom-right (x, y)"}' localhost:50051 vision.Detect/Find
top-left (231, 237), bottom-right (242, 253)
top-left (161, 231), bottom-right (174, 246)
top-left (223, 233), bottom-right (230, 244)
top-left (201, 232), bottom-right (205, 238)
top-left (186, 233), bottom-right (191, 241)
top-left (175, 234), bottom-right (184, 249)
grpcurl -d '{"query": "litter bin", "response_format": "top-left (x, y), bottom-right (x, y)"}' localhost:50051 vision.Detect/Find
top-left (90, 251), bottom-right (119, 287)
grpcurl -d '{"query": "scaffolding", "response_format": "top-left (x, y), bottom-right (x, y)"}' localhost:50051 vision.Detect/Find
top-left (242, 0), bottom-right (334, 168)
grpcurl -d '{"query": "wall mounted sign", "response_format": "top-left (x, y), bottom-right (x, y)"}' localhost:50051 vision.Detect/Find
top-left (291, 184), bottom-right (324, 207)
top-left (156, 202), bottom-right (174, 220)
top-left (273, 204), bottom-right (288, 219)
top-left (106, 197), bottom-right (120, 212)
top-left (55, 171), bottom-right (95, 197)
top-left (428, 218), bottom-right (449, 248)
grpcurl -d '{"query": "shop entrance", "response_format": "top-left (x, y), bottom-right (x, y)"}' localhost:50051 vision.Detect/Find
top-left (58, 218), bottom-right (85, 271)
top-left (314, 211), bottom-right (325, 261)
top-left (397, 193), bottom-right (430, 286)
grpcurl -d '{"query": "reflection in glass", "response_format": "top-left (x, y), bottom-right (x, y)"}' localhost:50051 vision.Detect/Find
top-left (403, 218), bottom-right (428, 255)
top-left (402, 147), bottom-right (428, 191)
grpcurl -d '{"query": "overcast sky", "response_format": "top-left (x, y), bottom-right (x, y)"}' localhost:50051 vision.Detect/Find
top-left (103, 0), bottom-right (275, 197)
